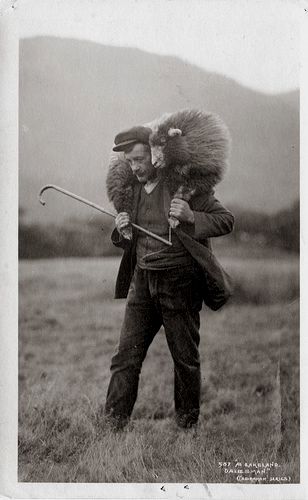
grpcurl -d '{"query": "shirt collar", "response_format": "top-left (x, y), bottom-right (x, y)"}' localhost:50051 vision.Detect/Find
top-left (143, 178), bottom-right (160, 194)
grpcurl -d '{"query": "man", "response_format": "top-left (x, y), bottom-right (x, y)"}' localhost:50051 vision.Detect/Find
top-left (104, 126), bottom-right (234, 430)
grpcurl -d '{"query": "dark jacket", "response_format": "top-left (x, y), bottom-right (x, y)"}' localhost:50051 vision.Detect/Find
top-left (111, 182), bottom-right (234, 309)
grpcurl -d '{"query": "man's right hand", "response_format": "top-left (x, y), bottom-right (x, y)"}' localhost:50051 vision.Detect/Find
top-left (115, 212), bottom-right (132, 239)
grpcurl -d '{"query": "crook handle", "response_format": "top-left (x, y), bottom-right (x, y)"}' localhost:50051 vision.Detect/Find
top-left (39, 184), bottom-right (172, 247)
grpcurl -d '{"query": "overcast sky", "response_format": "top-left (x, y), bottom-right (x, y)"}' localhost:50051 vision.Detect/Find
top-left (18, 0), bottom-right (299, 94)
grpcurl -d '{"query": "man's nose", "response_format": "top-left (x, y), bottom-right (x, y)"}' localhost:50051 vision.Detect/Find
top-left (131, 162), bottom-right (139, 172)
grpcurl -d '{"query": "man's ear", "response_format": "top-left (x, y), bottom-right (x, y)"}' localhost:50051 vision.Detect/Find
top-left (168, 128), bottom-right (182, 137)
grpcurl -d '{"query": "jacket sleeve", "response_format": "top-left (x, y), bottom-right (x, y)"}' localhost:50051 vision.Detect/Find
top-left (184, 194), bottom-right (234, 240)
top-left (111, 227), bottom-right (132, 249)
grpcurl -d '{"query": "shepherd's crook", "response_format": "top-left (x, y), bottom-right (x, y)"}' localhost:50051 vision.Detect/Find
top-left (39, 184), bottom-right (172, 246)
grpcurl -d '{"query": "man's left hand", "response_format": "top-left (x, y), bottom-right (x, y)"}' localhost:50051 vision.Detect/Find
top-left (169, 198), bottom-right (195, 224)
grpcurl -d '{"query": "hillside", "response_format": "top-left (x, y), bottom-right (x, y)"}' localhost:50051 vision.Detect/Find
top-left (19, 37), bottom-right (299, 222)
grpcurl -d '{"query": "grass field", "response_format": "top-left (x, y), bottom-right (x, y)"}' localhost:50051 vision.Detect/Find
top-left (18, 256), bottom-right (299, 483)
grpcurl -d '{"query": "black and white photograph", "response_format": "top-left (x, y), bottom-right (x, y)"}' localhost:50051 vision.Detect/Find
top-left (0, 0), bottom-right (305, 498)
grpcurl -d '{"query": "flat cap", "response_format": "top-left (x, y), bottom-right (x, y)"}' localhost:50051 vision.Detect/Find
top-left (113, 125), bottom-right (151, 152)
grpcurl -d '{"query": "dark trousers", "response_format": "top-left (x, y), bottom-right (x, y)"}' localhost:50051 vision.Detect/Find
top-left (105, 263), bottom-right (203, 428)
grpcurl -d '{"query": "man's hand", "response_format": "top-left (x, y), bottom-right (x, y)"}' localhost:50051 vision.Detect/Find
top-left (115, 212), bottom-right (132, 239)
top-left (169, 198), bottom-right (195, 224)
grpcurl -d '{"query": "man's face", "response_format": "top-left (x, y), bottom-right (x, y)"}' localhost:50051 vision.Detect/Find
top-left (125, 143), bottom-right (157, 184)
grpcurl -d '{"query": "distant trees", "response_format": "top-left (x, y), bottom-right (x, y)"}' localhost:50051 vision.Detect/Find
top-left (19, 215), bottom-right (121, 259)
top-left (229, 200), bottom-right (299, 253)
top-left (18, 200), bottom-right (299, 259)
top-left (271, 200), bottom-right (299, 252)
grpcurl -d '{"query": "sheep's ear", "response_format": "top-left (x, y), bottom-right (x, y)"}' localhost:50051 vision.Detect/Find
top-left (168, 128), bottom-right (182, 137)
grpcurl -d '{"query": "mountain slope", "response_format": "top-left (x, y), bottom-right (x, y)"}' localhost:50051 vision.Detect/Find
top-left (19, 37), bottom-right (299, 222)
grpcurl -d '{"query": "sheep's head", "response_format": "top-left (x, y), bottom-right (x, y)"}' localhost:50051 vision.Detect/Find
top-left (149, 125), bottom-right (190, 169)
